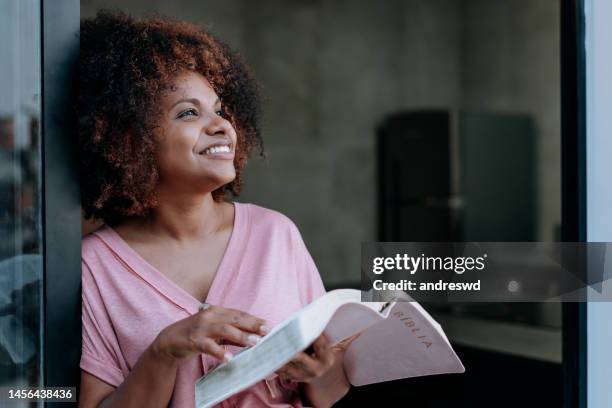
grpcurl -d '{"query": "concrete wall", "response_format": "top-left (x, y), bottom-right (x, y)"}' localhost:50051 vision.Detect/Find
top-left (462, 0), bottom-right (561, 241)
top-left (236, 0), bottom-right (463, 285)
top-left (80, 0), bottom-right (560, 285)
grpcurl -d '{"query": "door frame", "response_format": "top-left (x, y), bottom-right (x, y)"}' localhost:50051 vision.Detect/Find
top-left (560, 0), bottom-right (587, 408)
top-left (41, 0), bottom-right (81, 400)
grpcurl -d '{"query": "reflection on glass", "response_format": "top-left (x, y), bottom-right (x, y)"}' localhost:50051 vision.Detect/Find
top-left (0, 0), bottom-right (43, 397)
top-left (373, 1), bottom-right (561, 330)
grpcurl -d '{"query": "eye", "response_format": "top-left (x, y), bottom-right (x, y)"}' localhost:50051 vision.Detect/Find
top-left (177, 108), bottom-right (198, 119)
top-left (215, 107), bottom-right (226, 118)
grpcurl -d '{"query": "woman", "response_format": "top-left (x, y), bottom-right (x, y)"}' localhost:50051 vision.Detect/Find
top-left (78, 11), bottom-right (350, 408)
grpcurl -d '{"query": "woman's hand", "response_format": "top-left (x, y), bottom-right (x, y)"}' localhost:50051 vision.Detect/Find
top-left (275, 334), bottom-right (343, 384)
top-left (151, 305), bottom-right (268, 363)
top-left (276, 333), bottom-right (360, 407)
top-left (276, 333), bottom-right (359, 384)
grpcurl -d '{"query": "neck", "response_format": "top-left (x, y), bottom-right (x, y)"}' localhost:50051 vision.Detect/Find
top-left (138, 187), bottom-right (228, 241)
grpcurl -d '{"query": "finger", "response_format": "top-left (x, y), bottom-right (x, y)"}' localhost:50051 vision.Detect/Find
top-left (212, 307), bottom-right (269, 335)
top-left (282, 363), bottom-right (312, 382)
top-left (275, 366), bottom-right (291, 379)
top-left (195, 338), bottom-right (232, 363)
top-left (312, 335), bottom-right (335, 368)
top-left (289, 352), bottom-right (320, 378)
top-left (311, 335), bottom-right (331, 357)
top-left (313, 333), bottom-right (330, 350)
top-left (209, 323), bottom-right (262, 347)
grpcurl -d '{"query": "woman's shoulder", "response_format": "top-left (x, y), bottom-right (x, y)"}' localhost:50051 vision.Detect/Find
top-left (238, 202), bottom-right (301, 236)
top-left (80, 225), bottom-right (115, 266)
top-left (81, 225), bottom-right (105, 249)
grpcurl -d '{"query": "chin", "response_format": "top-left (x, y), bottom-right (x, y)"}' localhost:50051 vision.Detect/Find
top-left (207, 171), bottom-right (236, 190)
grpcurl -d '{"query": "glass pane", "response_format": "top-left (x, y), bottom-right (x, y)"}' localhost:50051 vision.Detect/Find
top-left (80, 1), bottom-right (563, 406)
top-left (0, 0), bottom-right (43, 398)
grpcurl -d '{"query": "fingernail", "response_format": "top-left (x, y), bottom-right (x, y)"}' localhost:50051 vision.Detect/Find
top-left (224, 351), bottom-right (233, 362)
top-left (260, 324), bottom-right (270, 334)
top-left (247, 334), bottom-right (262, 345)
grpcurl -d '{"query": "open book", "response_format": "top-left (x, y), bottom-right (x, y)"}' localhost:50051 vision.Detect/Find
top-left (195, 289), bottom-right (464, 407)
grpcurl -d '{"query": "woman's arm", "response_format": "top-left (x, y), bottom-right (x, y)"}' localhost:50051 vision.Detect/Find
top-left (79, 345), bottom-right (178, 408)
top-left (79, 306), bottom-right (268, 408)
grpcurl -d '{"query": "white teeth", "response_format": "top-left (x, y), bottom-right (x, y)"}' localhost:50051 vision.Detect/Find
top-left (203, 145), bottom-right (231, 155)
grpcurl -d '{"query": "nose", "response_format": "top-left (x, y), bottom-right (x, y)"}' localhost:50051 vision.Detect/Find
top-left (204, 114), bottom-right (231, 137)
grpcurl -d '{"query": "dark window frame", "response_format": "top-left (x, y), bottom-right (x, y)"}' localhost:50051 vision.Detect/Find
top-left (41, 0), bottom-right (81, 401)
top-left (560, 0), bottom-right (587, 408)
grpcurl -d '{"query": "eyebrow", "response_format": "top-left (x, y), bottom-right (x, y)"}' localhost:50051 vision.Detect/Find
top-left (170, 97), bottom-right (221, 109)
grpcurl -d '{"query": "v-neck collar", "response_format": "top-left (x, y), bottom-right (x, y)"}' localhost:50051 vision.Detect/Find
top-left (92, 202), bottom-right (248, 315)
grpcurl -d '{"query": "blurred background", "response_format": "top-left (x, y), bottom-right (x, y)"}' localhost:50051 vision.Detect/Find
top-left (0, 0), bottom-right (563, 406)
top-left (0, 0), bottom-right (44, 402)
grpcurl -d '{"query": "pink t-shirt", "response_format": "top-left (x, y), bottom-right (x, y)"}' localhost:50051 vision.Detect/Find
top-left (80, 202), bottom-right (326, 407)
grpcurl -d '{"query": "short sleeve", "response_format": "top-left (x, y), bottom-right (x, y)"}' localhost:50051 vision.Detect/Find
top-left (80, 260), bottom-right (125, 387)
top-left (290, 224), bottom-right (326, 306)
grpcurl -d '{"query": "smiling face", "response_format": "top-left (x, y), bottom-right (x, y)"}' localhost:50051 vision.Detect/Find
top-left (155, 71), bottom-right (238, 194)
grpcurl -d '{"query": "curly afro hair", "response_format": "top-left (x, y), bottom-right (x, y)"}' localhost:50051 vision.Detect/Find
top-left (77, 10), bottom-right (262, 225)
